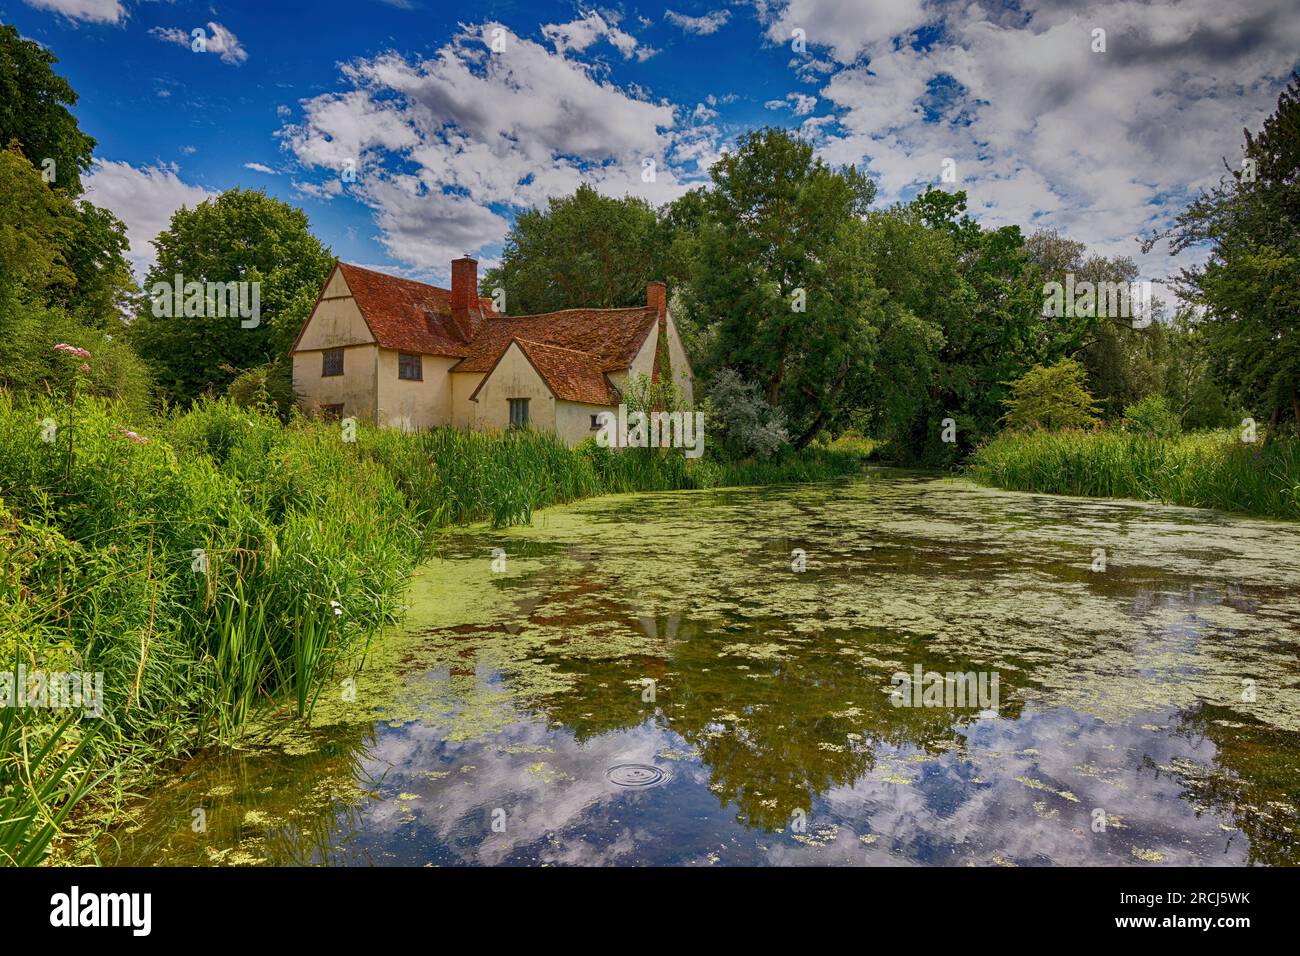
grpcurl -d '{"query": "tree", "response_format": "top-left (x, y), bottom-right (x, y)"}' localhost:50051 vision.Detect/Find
top-left (482, 184), bottom-right (668, 314)
top-left (46, 200), bottom-right (136, 326)
top-left (1001, 359), bottom-right (1101, 431)
top-left (859, 189), bottom-right (1045, 461)
top-left (1149, 73), bottom-right (1300, 435)
top-left (673, 128), bottom-right (882, 448)
top-left (129, 189), bottom-right (333, 403)
top-left (0, 143), bottom-right (68, 300)
top-left (0, 147), bottom-right (150, 413)
top-left (0, 25), bottom-right (96, 195)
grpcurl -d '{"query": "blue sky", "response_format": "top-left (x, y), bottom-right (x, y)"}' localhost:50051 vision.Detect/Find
top-left (7, 0), bottom-right (1298, 296)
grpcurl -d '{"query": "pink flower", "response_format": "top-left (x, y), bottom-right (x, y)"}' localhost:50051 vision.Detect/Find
top-left (116, 428), bottom-right (149, 445)
top-left (79, 363), bottom-right (91, 374)
top-left (54, 343), bottom-right (92, 359)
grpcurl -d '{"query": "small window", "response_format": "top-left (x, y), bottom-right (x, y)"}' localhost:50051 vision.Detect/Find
top-left (508, 398), bottom-right (530, 428)
top-left (322, 348), bottom-right (344, 377)
top-left (590, 414), bottom-right (602, 430)
top-left (320, 403), bottom-right (344, 421)
top-left (398, 352), bottom-right (423, 381)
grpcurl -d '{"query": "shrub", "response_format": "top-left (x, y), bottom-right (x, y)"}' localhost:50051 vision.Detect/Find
top-left (705, 368), bottom-right (790, 459)
top-left (1122, 394), bottom-right (1181, 438)
top-left (1000, 359), bottom-right (1101, 431)
top-left (225, 359), bottom-right (296, 419)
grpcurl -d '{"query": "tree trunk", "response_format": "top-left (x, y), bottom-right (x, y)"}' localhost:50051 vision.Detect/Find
top-left (793, 355), bottom-right (851, 450)
top-left (1266, 404), bottom-right (1281, 444)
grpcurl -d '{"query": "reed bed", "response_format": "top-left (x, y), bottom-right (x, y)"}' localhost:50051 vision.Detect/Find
top-left (968, 428), bottom-right (1300, 520)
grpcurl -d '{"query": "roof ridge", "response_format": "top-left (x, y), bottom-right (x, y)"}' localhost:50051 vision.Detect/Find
top-left (511, 338), bottom-right (602, 360)
top-left (340, 261), bottom-right (495, 302)
top-left (491, 305), bottom-right (655, 321)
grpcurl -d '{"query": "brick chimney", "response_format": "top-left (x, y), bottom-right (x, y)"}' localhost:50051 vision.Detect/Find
top-left (646, 280), bottom-right (667, 316)
top-left (450, 255), bottom-right (481, 341)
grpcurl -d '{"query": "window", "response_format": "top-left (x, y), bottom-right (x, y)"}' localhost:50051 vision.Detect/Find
top-left (590, 414), bottom-right (602, 430)
top-left (320, 403), bottom-right (344, 421)
top-left (398, 352), bottom-right (423, 381)
top-left (508, 398), bottom-right (530, 428)
top-left (322, 348), bottom-right (344, 377)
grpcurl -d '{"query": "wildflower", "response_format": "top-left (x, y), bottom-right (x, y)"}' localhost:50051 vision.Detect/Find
top-left (116, 428), bottom-right (149, 445)
top-left (329, 600), bottom-right (343, 618)
top-left (79, 363), bottom-right (91, 374)
top-left (54, 343), bottom-right (92, 359)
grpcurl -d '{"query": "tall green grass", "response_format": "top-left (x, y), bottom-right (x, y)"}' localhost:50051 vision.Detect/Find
top-left (358, 427), bottom-right (865, 527)
top-left (1, 391), bottom-right (866, 862)
top-left (968, 428), bottom-right (1300, 520)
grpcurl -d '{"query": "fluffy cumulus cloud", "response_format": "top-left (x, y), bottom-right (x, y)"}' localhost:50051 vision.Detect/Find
top-left (764, 0), bottom-right (1300, 286)
top-left (278, 22), bottom-right (703, 272)
top-left (541, 11), bottom-right (656, 61)
top-left (83, 160), bottom-right (216, 277)
top-left (665, 10), bottom-right (732, 36)
top-left (765, 0), bottom-right (930, 63)
top-left (22, 0), bottom-right (124, 23)
top-left (150, 22), bottom-right (249, 66)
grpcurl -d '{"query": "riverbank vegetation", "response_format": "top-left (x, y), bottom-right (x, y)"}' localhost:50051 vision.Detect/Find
top-left (970, 428), bottom-right (1300, 520)
top-left (0, 386), bottom-right (864, 864)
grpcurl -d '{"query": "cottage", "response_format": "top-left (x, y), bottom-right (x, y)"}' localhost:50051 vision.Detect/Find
top-left (290, 256), bottom-right (694, 445)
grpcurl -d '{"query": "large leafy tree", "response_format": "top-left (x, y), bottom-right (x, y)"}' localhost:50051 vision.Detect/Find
top-left (129, 189), bottom-right (333, 403)
top-left (0, 143), bottom-right (67, 299)
top-left (482, 184), bottom-right (668, 314)
top-left (0, 145), bottom-right (151, 412)
top-left (860, 189), bottom-right (1044, 461)
top-left (1149, 73), bottom-right (1300, 434)
top-left (673, 128), bottom-right (882, 448)
top-left (0, 24), bottom-right (96, 195)
top-left (0, 142), bottom-right (133, 323)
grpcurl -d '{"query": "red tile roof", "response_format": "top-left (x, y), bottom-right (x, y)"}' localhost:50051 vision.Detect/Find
top-left (332, 262), bottom-right (498, 357)
top-left (512, 339), bottom-right (616, 405)
top-left (455, 308), bottom-right (658, 373)
top-left (297, 263), bottom-right (659, 407)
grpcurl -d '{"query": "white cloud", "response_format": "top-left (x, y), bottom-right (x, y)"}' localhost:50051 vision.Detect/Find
top-left (541, 11), bottom-right (652, 61)
top-left (83, 160), bottom-right (216, 277)
top-left (243, 162), bottom-right (277, 174)
top-left (765, 0), bottom-right (929, 63)
top-left (802, 0), bottom-right (1300, 287)
top-left (292, 178), bottom-right (344, 201)
top-left (150, 27), bottom-right (189, 47)
top-left (278, 22), bottom-right (701, 271)
top-left (22, 0), bottom-right (125, 24)
top-left (150, 22), bottom-right (249, 66)
top-left (766, 92), bottom-right (818, 115)
top-left (665, 9), bottom-right (731, 36)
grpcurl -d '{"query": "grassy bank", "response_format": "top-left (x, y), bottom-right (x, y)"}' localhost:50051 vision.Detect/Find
top-left (1, 392), bottom-right (864, 864)
top-left (968, 428), bottom-right (1300, 520)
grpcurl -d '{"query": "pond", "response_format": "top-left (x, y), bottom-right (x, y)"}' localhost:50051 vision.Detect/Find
top-left (101, 472), bottom-right (1300, 866)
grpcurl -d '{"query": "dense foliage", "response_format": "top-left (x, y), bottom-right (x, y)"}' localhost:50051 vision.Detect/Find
top-left (128, 189), bottom-right (334, 404)
top-left (481, 184), bottom-right (668, 314)
top-left (1000, 359), bottom-right (1102, 432)
top-left (1150, 73), bottom-right (1300, 434)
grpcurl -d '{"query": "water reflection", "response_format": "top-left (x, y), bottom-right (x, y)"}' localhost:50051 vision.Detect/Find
top-left (101, 475), bottom-right (1300, 866)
